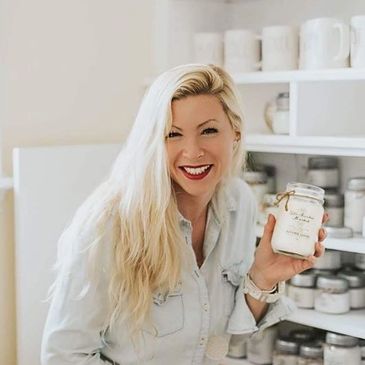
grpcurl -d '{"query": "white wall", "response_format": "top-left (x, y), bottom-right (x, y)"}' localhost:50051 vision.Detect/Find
top-left (0, 1), bottom-right (155, 363)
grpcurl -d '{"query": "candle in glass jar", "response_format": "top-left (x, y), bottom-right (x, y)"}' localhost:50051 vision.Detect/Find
top-left (271, 182), bottom-right (324, 258)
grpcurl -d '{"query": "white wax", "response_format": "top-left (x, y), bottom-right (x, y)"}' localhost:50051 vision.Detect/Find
top-left (345, 190), bottom-right (365, 233)
top-left (272, 197), bottom-right (324, 258)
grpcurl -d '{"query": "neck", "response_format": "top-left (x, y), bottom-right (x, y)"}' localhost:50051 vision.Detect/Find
top-left (174, 187), bottom-right (212, 225)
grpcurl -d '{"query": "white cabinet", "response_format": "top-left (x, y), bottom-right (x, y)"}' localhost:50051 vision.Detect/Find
top-left (152, 0), bottom-right (365, 359)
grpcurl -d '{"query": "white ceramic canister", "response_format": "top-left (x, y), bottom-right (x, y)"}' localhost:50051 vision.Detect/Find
top-left (324, 332), bottom-right (361, 365)
top-left (337, 270), bottom-right (365, 309)
top-left (344, 177), bottom-right (365, 233)
top-left (247, 325), bottom-right (277, 364)
top-left (227, 334), bottom-right (247, 359)
top-left (355, 253), bottom-right (365, 270)
top-left (324, 194), bottom-right (344, 228)
top-left (313, 249), bottom-right (342, 270)
top-left (256, 164), bottom-right (277, 194)
top-left (259, 193), bottom-right (279, 226)
top-left (288, 271), bottom-right (316, 308)
top-left (272, 92), bottom-right (290, 135)
top-left (307, 157), bottom-right (339, 189)
top-left (271, 182), bottom-right (325, 258)
top-left (298, 342), bottom-right (324, 365)
top-left (273, 338), bottom-right (299, 365)
top-left (314, 275), bottom-right (350, 314)
top-left (243, 171), bottom-right (269, 223)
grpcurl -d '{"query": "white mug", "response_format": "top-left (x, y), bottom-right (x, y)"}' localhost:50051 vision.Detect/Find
top-left (224, 29), bottom-right (260, 73)
top-left (351, 15), bottom-right (365, 68)
top-left (261, 25), bottom-right (299, 71)
top-left (193, 32), bottom-right (224, 66)
top-left (300, 17), bottom-right (350, 69)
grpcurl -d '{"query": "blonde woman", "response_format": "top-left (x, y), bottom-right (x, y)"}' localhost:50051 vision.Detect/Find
top-left (41, 64), bottom-right (326, 365)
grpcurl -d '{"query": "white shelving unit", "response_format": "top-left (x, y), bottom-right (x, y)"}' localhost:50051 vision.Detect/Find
top-left (153, 0), bottom-right (365, 356)
top-left (0, 177), bottom-right (13, 204)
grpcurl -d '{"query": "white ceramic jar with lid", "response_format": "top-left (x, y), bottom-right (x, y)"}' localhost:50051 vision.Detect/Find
top-left (259, 193), bottom-right (279, 226)
top-left (337, 270), bottom-right (365, 309)
top-left (344, 177), bottom-right (365, 233)
top-left (307, 157), bottom-right (339, 189)
top-left (272, 92), bottom-right (290, 135)
top-left (288, 271), bottom-right (316, 308)
top-left (256, 164), bottom-right (277, 194)
top-left (324, 332), bottom-right (361, 365)
top-left (243, 170), bottom-right (269, 223)
top-left (313, 249), bottom-right (342, 270)
top-left (298, 342), bottom-right (324, 365)
top-left (273, 338), bottom-right (299, 365)
top-left (314, 275), bottom-right (350, 314)
top-left (324, 194), bottom-right (344, 227)
top-left (271, 182), bottom-right (324, 258)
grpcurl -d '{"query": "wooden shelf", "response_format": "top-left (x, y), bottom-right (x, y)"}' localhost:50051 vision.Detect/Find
top-left (246, 134), bottom-right (365, 157)
top-left (287, 308), bottom-right (365, 339)
top-left (232, 68), bottom-right (365, 84)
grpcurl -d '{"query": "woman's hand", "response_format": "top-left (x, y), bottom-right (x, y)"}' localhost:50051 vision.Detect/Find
top-left (249, 213), bottom-right (329, 291)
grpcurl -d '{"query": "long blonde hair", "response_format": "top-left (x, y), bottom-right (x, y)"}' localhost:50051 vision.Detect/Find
top-left (51, 64), bottom-right (245, 334)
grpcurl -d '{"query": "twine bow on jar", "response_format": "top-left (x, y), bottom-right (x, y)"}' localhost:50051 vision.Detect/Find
top-left (274, 190), bottom-right (296, 211)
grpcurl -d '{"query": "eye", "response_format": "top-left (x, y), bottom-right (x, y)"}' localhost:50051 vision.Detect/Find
top-left (166, 131), bottom-right (182, 139)
top-left (202, 127), bottom-right (218, 135)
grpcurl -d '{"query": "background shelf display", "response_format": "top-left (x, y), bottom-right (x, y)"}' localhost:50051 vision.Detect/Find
top-left (287, 308), bottom-right (365, 339)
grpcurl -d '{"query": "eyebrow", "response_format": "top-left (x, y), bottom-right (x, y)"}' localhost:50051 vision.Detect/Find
top-left (172, 118), bottom-right (219, 131)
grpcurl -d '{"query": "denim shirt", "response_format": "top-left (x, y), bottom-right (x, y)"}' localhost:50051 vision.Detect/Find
top-left (41, 178), bottom-right (295, 365)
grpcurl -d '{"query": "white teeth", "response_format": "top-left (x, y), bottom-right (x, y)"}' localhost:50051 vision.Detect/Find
top-left (182, 165), bottom-right (210, 175)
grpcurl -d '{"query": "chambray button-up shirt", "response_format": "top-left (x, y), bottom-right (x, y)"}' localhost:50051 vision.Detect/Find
top-left (41, 178), bottom-right (295, 365)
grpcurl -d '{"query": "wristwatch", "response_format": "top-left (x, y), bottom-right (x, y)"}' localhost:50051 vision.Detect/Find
top-left (243, 272), bottom-right (285, 303)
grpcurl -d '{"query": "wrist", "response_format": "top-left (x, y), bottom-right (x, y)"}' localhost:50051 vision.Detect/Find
top-left (249, 266), bottom-right (277, 291)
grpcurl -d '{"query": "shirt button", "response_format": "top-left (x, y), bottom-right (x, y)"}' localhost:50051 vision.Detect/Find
top-left (200, 337), bottom-right (205, 346)
top-left (203, 303), bottom-right (208, 312)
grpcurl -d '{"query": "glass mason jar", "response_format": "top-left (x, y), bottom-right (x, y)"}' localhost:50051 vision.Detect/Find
top-left (298, 342), bottom-right (324, 365)
top-left (324, 332), bottom-right (361, 365)
top-left (344, 177), bottom-right (365, 233)
top-left (307, 157), bottom-right (339, 190)
top-left (272, 92), bottom-right (290, 135)
top-left (243, 170), bottom-right (269, 223)
top-left (287, 270), bottom-right (316, 308)
top-left (271, 182), bottom-right (324, 258)
top-left (313, 249), bottom-right (342, 270)
top-left (323, 193), bottom-right (344, 228)
top-left (314, 275), bottom-right (350, 314)
top-left (337, 270), bottom-right (365, 309)
top-left (273, 338), bottom-right (299, 365)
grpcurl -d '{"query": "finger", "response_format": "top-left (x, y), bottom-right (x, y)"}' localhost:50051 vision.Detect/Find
top-left (313, 241), bottom-right (325, 258)
top-left (259, 214), bottom-right (276, 247)
top-left (318, 227), bottom-right (327, 242)
top-left (322, 212), bottom-right (330, 224)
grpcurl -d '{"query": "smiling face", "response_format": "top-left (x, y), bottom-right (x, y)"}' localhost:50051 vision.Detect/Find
top-left (166, 94), bottom-right (238, 202)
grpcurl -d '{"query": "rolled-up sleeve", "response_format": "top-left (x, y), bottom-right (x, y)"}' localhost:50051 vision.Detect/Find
top-left (226, 279), bottom-right (296, 335)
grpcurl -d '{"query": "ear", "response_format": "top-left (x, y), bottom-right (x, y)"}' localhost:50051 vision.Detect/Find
top-left (234, 131), bottom-right (241, 143)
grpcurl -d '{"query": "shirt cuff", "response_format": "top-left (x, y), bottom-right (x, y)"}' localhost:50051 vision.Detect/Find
top-left (226, 278), bottom-right (296, 335)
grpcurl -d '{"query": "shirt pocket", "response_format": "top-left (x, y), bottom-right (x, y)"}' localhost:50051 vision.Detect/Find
top-left (147, 288), bottom-right (185, 337)
top-left (221, 268), bottom-right (242, 316)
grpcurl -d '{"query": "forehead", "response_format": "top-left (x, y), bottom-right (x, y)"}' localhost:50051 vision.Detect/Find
top-left (171, 94), bottom-right (227, 125)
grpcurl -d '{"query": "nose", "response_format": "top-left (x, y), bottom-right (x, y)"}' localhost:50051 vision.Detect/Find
top-left (182, 136), bottom-right (204, 160)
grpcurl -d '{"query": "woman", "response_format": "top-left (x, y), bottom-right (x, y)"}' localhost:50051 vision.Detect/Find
top-left (41, 64), bottom-right (326, 365)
